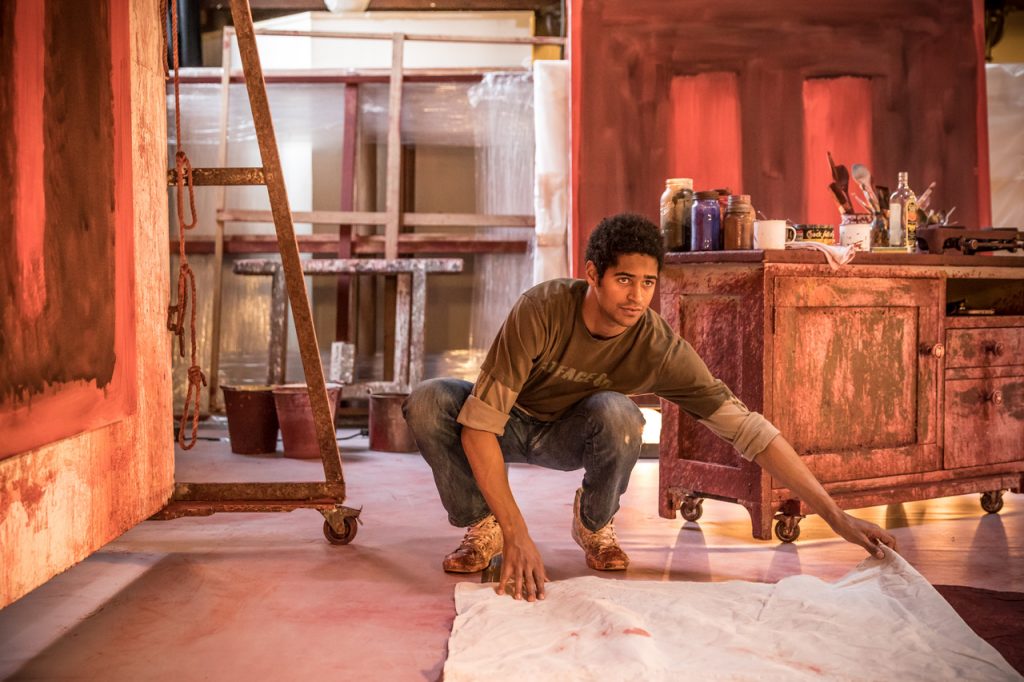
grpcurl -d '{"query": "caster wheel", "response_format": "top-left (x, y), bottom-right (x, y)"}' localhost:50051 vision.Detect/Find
top-left (323, 517), bottom-right (358, 545)
top-left (774, 516), bottom-right (801, 543)
top-left (981, 491), bottom-right (1004, 514)
top-left (680, 496), bottom-right (704, 522)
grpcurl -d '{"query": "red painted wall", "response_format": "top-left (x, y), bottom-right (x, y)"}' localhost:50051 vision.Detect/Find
top-left (1, 0), bottom-right (172, 608)
top-left (570, 0), bottom-right (992, 274)
top-left (0, 0), bottom-right (137, 458)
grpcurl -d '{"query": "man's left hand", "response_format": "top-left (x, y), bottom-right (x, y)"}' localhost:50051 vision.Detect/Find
top-left (828, 512), bottom-right (898, 559)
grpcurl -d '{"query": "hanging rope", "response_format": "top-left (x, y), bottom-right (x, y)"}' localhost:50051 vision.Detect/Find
top-left (165, 0), bottom-right (206, 450)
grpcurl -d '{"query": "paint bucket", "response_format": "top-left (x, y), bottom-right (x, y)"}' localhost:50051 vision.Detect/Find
top-left (272, 383), bottom-right (342, 459)
top-left (368, 393), bottom-right (418, 453)
top-left (221, 385), bottom-right (279, 455)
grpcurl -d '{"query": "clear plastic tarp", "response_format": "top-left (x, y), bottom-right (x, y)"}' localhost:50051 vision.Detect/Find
top-left (986, 64), bottom-right (1024, 229)
top-left (167, 72), bottom-right (536, 413)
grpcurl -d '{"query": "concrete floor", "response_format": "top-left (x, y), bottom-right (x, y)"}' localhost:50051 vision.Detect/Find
top-left (1, 423), bottom-right (1021, 681)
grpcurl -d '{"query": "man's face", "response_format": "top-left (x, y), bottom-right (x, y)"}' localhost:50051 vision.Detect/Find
top-left (585, 253), bottom-right (659, 333)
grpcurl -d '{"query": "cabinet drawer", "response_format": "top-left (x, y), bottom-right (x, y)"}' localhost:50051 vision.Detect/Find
top-left (943, 373), bottom-right (1024, 469)
top-left (945, 328), bottom-right (1023, 368)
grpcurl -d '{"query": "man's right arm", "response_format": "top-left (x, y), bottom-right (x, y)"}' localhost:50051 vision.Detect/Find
top-left (461, 426), bottom-right (547, 601)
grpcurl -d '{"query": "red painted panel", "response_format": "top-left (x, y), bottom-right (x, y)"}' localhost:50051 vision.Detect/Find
top-left (972, 0), bottom-right (992, 226)
top-left (0, 0), bottom-right (136, 459)
top-left (569, 0), bottom-right (583, 276)
top-left (802, 77), bottom-right (873, 226)
top-left (668, 73), bottom-right (742, 194)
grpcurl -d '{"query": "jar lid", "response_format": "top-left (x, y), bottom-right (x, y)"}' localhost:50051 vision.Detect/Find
top-left (665, 177), bottom-right (693, 188)
top-left (695, 190), bottom-right (720, 200)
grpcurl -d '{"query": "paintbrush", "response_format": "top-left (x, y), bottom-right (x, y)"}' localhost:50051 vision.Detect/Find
top-left (829, 181), bottom-right (853, 214)
top-left (917, 181), bottom-right (937, 210)
top-left (851, 164), bottom-right (880, 213)
top-left (854, 195), bottom-right (874, 214)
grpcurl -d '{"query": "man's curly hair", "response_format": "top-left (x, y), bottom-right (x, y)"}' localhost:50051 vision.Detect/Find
top-left (584, 212), bottom-right (664, 280)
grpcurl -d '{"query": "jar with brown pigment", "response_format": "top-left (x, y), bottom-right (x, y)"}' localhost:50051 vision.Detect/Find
top-left (722, 194), bottom-right (755, 250)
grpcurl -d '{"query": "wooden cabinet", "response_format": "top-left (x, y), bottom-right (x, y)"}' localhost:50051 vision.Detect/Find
top-left (659, 251), bottom-right (1024, 540)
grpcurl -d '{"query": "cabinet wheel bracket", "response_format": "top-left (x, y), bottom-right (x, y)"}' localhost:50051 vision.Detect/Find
top-left (980, 490), bottom-right (1005, 514)
top-left (680, 494), bottom-right (704, 522)
top-left (773, 512), bottom-right (804, 543)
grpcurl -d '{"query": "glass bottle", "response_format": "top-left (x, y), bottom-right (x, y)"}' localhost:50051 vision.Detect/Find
top-left (691, 191), bottom-right (722, 251)
top-left (659, 178), bottom-right (694, 252)
top-left (888, 172), bottom-right (918, 250)
top-left (722, 194), bottom-right (755, 250)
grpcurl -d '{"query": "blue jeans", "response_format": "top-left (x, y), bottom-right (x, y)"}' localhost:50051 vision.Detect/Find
top-left (403, 378), bottom-right (645, 532)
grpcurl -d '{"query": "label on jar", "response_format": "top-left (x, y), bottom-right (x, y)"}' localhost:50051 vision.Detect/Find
top-left (888, 202), bottom-right (903, 247)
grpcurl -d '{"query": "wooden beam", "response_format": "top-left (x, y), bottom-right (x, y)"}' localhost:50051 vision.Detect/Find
top-left (367, 0), bottom-right (561, 11)
top-left (253, 28), bottom-right (565, 45)
top-left (172, 68), bottom-right (526, 85)
top-left (207, 27), bottom-right (235, 413)
top-left (218, 208), bottom-right (535, 227)
top-left (336, 83), bottom-right (359, 342)
top-left (170, 234), bottom-right (531, 255)
top-left (384, 33), bottom-right (404, 260)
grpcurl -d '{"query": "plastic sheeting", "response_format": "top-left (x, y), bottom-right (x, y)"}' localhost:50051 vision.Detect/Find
top-left (167, 74), bottom-right (537, 412)
top-left (987, 64), bottom-right (1024, 229)
top-left (467, 73), bottom-right (536, 350)
top-left (168, 82), bottom-right (342, 412)
top-left (446, 548), bottom-right (1020, 681)
top-left (532, 60), bottom-right (571, 284)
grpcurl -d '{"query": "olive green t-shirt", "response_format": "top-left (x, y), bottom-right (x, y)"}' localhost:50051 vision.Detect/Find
top-left (457, 279), bottom-right (779, 461)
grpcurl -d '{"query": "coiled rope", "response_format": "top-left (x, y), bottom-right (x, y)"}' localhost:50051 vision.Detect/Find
top-left (164, 0), bottom-right (206, 450)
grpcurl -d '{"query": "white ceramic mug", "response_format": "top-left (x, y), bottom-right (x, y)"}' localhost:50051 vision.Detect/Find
top-left (753, 220), bottom-right (796, 250)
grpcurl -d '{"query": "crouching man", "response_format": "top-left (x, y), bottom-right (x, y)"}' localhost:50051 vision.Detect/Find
top-left (404, 213), bottom-right (896, 602)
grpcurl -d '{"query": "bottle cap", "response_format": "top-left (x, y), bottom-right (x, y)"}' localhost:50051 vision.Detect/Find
top-left (665, 178), bottom-right (693, 189)
top-left (695, 190), bottom-right (720, 200)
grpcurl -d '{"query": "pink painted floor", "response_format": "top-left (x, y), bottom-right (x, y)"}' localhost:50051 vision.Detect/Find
top-left (1, 423), bottom-right (1021, 680)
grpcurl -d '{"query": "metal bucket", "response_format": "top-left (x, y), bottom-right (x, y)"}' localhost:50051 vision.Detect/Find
top-left (221, 385), bottom-right (279, 455)
top-left (368, 393), bottom-right (418, 453)
top-left (272, 383), bottom-right (342, 459)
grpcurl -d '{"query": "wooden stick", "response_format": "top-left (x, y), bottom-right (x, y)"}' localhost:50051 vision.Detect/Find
top-left (384, 34), bottom-right (404, 260)
top-left (252, 28), bottom-right (566, 46)
top-left (217, 208), bottom-right (535, 227)
top-left (206, 27), bottom-right (234, 413)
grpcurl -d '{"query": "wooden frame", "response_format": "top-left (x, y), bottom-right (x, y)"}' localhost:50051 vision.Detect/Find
top-left (181, 25), bottom-right (562, 410)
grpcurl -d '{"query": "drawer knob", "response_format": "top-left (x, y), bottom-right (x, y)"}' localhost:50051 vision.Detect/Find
top-left (921, 343), bottom-right (945, 358)
top-left (984, 341), bottom-right (1005, 357)
top-left (983, 389), bottom-right (1004, 405)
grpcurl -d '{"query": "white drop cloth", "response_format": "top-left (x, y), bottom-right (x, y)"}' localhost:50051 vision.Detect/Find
top-left (445, 547), bottom-right (1019, 681)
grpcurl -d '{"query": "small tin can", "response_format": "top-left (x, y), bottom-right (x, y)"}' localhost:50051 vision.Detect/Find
top-left (793, 224), bottom-right (835, 244)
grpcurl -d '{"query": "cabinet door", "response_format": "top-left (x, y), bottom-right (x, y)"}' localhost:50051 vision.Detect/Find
top-left (944, 372), bottom-right (1024, 469)
top-left (771, 276), bottom-right (942, 483)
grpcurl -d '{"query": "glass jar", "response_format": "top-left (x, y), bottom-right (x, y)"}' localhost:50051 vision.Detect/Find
top-left (691, 191), bottom-right (722, 251)
top-left (722, 194), bottom-right (755, 250)
top-left (659, 178), bottom-right (694, 252)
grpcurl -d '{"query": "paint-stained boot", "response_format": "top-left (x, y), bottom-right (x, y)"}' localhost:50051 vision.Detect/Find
top-left (443, 514), bottom-right (503, 573)
top-left (572, 488), bottom-right (629, 571)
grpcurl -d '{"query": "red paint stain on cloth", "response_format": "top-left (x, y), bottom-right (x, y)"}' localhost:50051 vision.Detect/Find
top-left (623, 628), bottom-right (652, 637)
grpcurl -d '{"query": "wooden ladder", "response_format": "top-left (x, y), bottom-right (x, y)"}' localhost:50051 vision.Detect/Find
top-left (154, 0), bottom-right (359, 545)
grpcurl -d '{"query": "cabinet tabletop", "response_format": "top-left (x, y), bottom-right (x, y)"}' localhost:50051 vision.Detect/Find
top-left (665, 250), bottom-right (1024, 269)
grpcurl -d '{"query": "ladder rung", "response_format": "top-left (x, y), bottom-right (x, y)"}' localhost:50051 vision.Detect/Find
top-left (166, 167), bottom-right (266, 186)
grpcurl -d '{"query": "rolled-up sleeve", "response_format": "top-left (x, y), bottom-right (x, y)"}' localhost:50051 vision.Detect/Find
top-left (698, 399), bottom-right (780, 461)
top-left (457, 294), bottom-right (543, 436)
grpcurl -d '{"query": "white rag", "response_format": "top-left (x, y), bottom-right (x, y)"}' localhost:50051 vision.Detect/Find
top-left (445, 547), bottom-right (1019, 681)
top-left (785, 240), bottom-right (856, 270)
